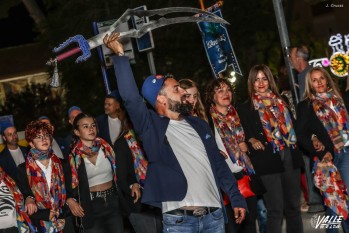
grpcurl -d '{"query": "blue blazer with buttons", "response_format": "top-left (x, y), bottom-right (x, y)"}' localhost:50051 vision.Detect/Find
top-left (111, 56), bottom-right (247, 220)
top-left (0, 145), bottom-right (28, 180)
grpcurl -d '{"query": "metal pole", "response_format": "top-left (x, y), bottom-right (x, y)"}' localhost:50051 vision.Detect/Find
top-left (199, 0), bottom-right (205, 10)
top-left (272, 0), bottom-right (299, 103)
top-left (147, 50), bottom-right (156, 75)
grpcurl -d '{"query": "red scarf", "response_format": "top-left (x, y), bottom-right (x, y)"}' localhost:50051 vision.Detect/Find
top-left (311, 92), bottom-right (349, 153)
top-left (69, 137), bottom-right (117, 189)
top-left (253, 91), bottom-right (297, 152)
top-left (0, 166), bottom-right (35, 232)
top-left (26, 151), bottom-right (66, 232)
top-left (210, 105), bottom-right (254, 174)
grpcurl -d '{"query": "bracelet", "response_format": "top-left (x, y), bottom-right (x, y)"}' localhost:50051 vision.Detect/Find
top-left (129, 183), bottom-right (140, 189)
top-left (66, 198), bottom-right (77, 206)
top-left (118, 52), bottom-right (125, 56)
top-left (26, 196), bottom-right (35, 201)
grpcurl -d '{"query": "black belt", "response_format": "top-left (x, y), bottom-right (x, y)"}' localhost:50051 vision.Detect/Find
top-left (165, 207), bottom-right (219, 217)
top-left (90, 186), bottom-right (116, 200)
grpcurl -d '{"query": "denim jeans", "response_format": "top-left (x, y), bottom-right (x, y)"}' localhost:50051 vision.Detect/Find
top-left (326, 150), bottom-right (349, 233)
top-left (256, 196), bottom-right (267, 233)
top-left (162, 208), bottom-right (224, 233)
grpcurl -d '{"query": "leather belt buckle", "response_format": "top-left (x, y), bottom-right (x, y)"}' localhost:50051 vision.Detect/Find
top-left (192, 207), bottom-right (207, 217)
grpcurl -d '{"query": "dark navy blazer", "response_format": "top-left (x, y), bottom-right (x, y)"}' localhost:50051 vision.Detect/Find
top-left (0, 145), bottom-right (28, 180)
top-left (112, 56), bottom-right (247, 219)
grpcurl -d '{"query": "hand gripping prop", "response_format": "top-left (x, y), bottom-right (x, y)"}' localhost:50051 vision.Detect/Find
top-left (46, 7), bottom-right (229, 65)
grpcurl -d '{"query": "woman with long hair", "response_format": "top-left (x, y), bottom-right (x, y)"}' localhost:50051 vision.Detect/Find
top-left (179, 79), bottom-right (208, 121)
top-left (297, 67), bottom-right (349, 233)
top-left (66, 113), bottom-right (126, 233)
top-left (16, 121), bottom-right (74, 233)
top-left (237, 64), bottom-right (304, 233)
top-left (205, 78), bottom-right (264, 233)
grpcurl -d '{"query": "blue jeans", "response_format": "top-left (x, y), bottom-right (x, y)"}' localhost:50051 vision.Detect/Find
top-left (162, 208), bottom-right (224, 233)
top-left (326, 150), bottom-right (349, 233)
top-left (256, 196), bottom-right (267, 233)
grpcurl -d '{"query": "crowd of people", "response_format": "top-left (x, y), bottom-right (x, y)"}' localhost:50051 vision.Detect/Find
top-left (0, 31), bottom-right (348, 233)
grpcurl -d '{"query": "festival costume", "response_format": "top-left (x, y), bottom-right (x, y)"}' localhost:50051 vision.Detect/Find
top-left (252, 91), bottom-right (297, 152)
top-left (209, 105), bottom-right (263, 233)
top-left (210, 105), bottom-right (254, 175)
top-left (238, 92), bottom-right (304, 233)
top-left (68, 137), bottom-right (123, 232)
top-left (297, 92), bottom-right (349, 231)
top-left (16, 148), bottom-right (73, 233)
top-left (112, 55), bottom-right (246, 225)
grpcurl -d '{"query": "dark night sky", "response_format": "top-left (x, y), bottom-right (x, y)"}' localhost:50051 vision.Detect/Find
top-left (0, 3), bottom-right (38, 48)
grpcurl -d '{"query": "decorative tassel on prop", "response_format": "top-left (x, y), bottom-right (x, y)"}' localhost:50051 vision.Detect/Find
top-left (50, 59), bottom-right (60, 88)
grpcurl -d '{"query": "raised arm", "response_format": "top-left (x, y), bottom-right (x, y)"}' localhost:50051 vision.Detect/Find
top-left (103, 33), bottom-right (152, 139)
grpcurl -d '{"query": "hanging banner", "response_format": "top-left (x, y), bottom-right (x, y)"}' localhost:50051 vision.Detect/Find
top-left (197, 9), bottom-right (242, 78)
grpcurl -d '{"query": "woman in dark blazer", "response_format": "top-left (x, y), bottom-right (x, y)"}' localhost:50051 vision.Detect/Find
top-left (205, 78), bottom-right (264, 233)
top-left (297, 67), bottom-right (349, 233)
top-left (237, 64), bottom-right (304, 233)
top-left (65, 113), bottom-right (141, 233)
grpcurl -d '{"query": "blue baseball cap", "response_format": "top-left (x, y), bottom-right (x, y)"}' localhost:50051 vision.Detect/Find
top-left (0, 121), bottom-right (14, 135)
top-left (38, 116), bottom-right (50, 121)
top-left (68, 106), bottom-right (82, 117)
top-left (141, 75), bottom-right (166, 108)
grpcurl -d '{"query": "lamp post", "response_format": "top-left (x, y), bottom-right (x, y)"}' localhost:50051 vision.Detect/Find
top-left (272, 0), bottom-right (299, 103)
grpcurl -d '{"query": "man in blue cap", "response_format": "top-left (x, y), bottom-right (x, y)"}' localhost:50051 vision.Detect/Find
top-left (103, 32), bottom-right (246, 233)
top-left (0, 121), bottom-right (27, 180)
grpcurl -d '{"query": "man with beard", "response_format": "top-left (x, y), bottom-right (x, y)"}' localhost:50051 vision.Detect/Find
top-left (0, 121), bottom-right (27, 180)
top-left (103, 32), bottom-right (246, 233)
